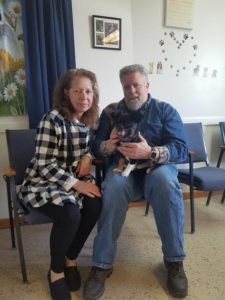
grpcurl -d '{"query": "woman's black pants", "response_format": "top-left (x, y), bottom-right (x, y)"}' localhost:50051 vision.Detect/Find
top-left (37, 196), bottom-right (101, 273)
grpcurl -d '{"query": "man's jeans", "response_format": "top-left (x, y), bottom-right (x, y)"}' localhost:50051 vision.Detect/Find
top-left (92, 164), bottom-right (186, 269)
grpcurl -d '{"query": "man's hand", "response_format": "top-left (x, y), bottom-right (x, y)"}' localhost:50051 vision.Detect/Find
top-left (117, 132), bottom-right (151, 159)
top-left (73, 181), bottom-right (101, 198)
top-left (102, 128), bottom-right (120, 155)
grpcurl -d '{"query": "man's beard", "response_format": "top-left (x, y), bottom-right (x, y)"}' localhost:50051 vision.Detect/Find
top-left (125, 97), bottom-right (143, 111)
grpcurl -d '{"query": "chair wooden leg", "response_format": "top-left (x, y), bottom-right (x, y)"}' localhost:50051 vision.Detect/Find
top-left (206, 191), bottom-right (213, 206)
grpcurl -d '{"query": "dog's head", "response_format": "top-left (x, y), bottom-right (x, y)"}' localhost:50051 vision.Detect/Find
top-left (112, 110), bottom-right (142, 143)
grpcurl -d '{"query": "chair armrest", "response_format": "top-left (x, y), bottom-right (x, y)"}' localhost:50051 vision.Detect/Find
top-left (3, 167), bottom-right (16, 177)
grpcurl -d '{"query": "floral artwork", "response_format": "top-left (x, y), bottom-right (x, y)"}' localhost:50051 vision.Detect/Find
top-left (0, 0), bottom-right (26, 116)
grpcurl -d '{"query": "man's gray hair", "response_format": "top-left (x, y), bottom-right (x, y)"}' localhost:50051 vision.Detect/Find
top-left (119, 64), bottom-right (148, 82)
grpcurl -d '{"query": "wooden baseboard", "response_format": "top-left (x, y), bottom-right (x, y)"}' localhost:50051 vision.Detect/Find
top-left (0, 191), bottom-right (223, 229)
top-left (0, 219), bottom-right (11, 230)
top-left (0, 217), bottom-right (24, 230)
top-left (183, 190), bottom-right (222, 199)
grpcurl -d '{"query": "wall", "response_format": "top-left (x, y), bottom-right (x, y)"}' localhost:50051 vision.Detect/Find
top-left (131, 0), bottom-right (225, 124)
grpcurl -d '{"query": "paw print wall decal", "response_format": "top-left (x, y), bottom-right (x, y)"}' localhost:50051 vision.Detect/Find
top-left (159, 31), bottom-right (198, 77)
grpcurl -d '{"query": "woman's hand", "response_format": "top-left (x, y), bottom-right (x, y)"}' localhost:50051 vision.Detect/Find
top-left (76, 155), bottom-right (92, 178)
top-left (73, 181), bottom-right (101, 198)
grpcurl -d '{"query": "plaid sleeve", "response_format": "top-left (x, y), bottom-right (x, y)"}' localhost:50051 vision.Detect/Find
top-left (35, 115), bottom-right (76, 190)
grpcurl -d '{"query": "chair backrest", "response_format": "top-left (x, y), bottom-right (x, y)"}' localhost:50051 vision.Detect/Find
top-left (6, 129), bottom-right (36, 186)
top-left (6, 129), bottom-right (51, 224)
top-left (219, 122), bottom-right (225, 145)
top-left (183, 122), bottom-right (209, 164)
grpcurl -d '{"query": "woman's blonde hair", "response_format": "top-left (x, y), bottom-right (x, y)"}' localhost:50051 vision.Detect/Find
top-left (53, 68), bottom-right (99, 126)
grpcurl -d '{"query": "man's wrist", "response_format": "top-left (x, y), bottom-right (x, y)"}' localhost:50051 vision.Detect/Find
top-left (100, 141), bottom-right (110, 157)
top-left (150, 146), bottom-right (159, 162)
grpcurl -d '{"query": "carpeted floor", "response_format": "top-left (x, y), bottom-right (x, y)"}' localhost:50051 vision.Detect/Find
top-left (0, 196), bottom-right (225, 300)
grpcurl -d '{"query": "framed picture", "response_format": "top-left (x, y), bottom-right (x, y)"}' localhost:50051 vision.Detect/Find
top-left (165, 0), bottom-right (194, 30)
top-left (92, 15), bottom-right (121, 50)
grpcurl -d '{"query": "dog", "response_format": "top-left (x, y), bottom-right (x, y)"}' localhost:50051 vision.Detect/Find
top-left (111, 110), bottom-right (142, 177)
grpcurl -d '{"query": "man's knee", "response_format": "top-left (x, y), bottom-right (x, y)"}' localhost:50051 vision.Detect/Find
top-left (145, 165), bottom-right (180, 196)
top-left (101, 173), bottom-right (129, 212)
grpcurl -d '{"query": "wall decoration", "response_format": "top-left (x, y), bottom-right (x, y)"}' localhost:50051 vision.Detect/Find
top-left (158, 31), bottom-right (198, 77)
top-left (148, 62), bottom-right (154, 74)
top-left (165, 0), bottom-right (194, 30)
top-left (92, 15), bottom-right (121, 50)
top-left (211, 70), bottom-right (217, 78)
top-left (193, 65), bottom-right (200, 76)
top-left (156, 61), bottom-right (163, 74)
top-left (0, 0), bottom-right (26, 116)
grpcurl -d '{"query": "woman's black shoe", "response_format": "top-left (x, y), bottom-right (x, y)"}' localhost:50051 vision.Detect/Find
top-left (47, 271), bottom-right (71, 300)
top-left (64, 266), bottom-right (81, 291)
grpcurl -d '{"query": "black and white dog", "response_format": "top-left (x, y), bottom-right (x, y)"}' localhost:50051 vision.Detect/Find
top-left (112, 110), bottom-right (142, 177)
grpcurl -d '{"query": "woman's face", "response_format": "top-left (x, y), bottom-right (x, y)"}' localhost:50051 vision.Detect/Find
top-left (65, 76), bottom-right (94, 119)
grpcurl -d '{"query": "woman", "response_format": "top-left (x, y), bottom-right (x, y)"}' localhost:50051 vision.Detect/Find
top-left (20, 69), bottom-right (102, 300)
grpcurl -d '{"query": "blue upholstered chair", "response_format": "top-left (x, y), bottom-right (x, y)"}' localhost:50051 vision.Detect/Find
top-left (178, 123), bottom-right (225, 233)
top-left (211, 122), bottom-right (225, 205)
top-left (3, 129), bottom-right (52, 282)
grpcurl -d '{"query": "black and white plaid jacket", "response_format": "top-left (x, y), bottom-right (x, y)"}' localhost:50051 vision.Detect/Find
top-left (19, 110), bottom-right (93, 208)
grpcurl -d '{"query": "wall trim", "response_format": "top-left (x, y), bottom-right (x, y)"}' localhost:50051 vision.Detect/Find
top-left (0, 218), bottom-right (11, 229)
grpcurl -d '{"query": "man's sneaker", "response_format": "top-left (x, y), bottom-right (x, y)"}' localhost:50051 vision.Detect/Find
top-left (165, 260), bottom-right (188, 298)
top-left (83, 266), bottom-right (113, 300)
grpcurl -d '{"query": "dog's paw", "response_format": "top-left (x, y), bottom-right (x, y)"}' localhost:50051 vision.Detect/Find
top-left (121, 163), bottom-right (136, 177)
top-left (113, 167), bottom-right (123, 173)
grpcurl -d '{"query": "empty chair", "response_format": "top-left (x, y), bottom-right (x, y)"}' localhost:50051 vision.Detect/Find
top-left (178, 123), bottom-right (225, 233)
top-left (216, 122), bottom-right (225, 204)
top-left (205, 122), bottom-right (225, 205)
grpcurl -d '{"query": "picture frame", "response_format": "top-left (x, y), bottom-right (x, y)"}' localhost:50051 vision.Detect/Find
top-left (92, 15), bottom-right (121, 50)
top-left (165, 0), bottom-right (194, 30)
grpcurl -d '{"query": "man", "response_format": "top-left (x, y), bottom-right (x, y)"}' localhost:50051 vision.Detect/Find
top-left (83, 64), bottom-right (188, 299)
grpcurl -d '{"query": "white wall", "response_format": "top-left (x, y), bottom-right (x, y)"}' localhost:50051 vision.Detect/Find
top-left (72, 0), bottom-right (134, 110)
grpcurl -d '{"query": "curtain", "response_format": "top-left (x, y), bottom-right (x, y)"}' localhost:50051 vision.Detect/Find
top-left (21, 0), bottom-right (76, 128)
